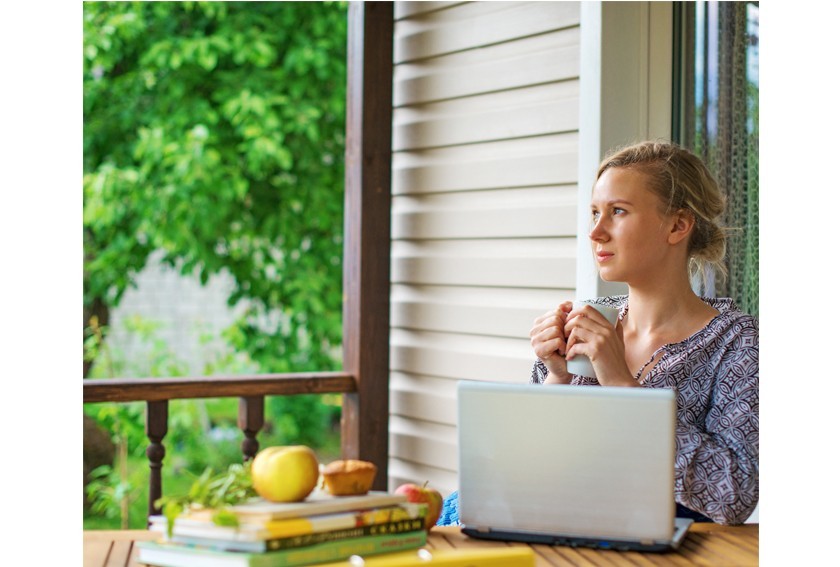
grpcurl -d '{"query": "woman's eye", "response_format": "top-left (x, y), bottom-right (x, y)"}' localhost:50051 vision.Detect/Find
top-left (592, 207), bottom-right (626, 222)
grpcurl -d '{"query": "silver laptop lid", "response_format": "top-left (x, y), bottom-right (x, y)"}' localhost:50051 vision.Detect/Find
top-left (457, 381), bottom-right (676, 542)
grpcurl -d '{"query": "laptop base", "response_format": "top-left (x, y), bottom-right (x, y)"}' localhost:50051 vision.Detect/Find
top-left (462, 518), bottom-right (693, 553)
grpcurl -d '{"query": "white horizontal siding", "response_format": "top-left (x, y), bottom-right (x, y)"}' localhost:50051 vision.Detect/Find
top-left (389, 415), bottom-right (458, 468)
top-left (392, 238), bottom-right (577, 288)
top-left (389, 1), bottom-right (582, 493)
top-left (395, 1), bottom-right (580, 63)
top-left (395, 2), bottom-right (465, 21)
top-left (390, 371), bottom-right (459, 425)
top-left (395, 27), bottom-right (580, 106)
top-left (390, 328), bottom-right (536, 382)
top-left (394, 82), bottom-right (579, 151)
top-left (393, 185), bottom-right (578, 240)
top-left (391, 284), bottom-right (574, 339)
top-left (393, 133), bottom-right (579, 195)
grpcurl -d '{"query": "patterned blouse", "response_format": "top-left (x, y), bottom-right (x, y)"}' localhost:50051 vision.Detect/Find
top-left (530, 295), bottom-right (759, 525)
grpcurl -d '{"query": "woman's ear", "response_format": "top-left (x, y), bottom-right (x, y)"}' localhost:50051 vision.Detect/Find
top-left (667, 209), bottom-right (695, 245)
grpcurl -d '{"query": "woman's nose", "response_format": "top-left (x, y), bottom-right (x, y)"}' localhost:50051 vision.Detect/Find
top-left (589, 218), bottom-right (607, 242)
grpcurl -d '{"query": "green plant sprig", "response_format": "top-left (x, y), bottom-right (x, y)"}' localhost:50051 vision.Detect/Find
top-left (154, 463), bottom-right (257, 537)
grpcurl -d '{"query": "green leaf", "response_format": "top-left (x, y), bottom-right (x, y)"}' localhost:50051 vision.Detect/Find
top-left (212, 509), bottom-right (240, 528)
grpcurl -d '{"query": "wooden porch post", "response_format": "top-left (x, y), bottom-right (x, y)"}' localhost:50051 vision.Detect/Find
top-left (341, 1), bottom-right (393, 490)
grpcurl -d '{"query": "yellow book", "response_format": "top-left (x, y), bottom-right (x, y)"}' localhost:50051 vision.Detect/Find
top-left (150, 502), bottom-right (427, 542)
top-left (319, 546), bottom-right (535, 566)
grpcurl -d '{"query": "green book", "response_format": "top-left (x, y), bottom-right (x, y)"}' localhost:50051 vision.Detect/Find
top-left (167, 517), bottom-right (426, 553)
top-left (136, 530), bottom-right (427, 567)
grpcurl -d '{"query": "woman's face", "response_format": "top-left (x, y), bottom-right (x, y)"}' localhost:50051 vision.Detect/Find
top-left (589, 166), bottom-right (674, 284)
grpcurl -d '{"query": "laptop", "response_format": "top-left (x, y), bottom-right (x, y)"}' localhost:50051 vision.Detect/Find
top-left (457, 380), bottom-right (692, 552)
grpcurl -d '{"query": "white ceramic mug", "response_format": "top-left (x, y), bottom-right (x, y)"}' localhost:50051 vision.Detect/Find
top-left (565, 300), bottom-right (620, 379)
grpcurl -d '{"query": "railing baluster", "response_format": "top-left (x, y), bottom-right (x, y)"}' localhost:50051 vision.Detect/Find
top-left (145, 400), bottom-right (168, 519)
top-left (238, 396), bottom-right (264, 461)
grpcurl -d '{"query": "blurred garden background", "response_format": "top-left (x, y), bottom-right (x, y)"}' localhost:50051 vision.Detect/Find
top-left (83, 1), bottom-right (349, 529)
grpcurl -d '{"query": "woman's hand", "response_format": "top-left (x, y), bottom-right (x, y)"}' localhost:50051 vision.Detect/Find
top-left (564, 304), bottom-right (637, 387)
top-left (529, 302), bottom-right (574, 384)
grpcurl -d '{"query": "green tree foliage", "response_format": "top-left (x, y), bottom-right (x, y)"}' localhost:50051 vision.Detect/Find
top-left (83, 1), bottom-right (348, 373)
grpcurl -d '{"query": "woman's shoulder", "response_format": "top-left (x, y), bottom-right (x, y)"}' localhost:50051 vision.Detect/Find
top-left (697, 297), bottom-right (758, 349)
top-left (702, 297), bottom-right (758, 328)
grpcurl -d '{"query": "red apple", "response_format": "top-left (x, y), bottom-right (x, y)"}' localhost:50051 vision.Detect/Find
top-left (394, 481), bottom-right (443, 531)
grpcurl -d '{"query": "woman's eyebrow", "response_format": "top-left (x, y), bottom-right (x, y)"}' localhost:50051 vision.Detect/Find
top-left (591, 199), bottom-right (634, 207)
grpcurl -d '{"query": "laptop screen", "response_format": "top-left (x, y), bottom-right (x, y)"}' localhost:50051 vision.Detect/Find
top-left (457, 381), bottom-right (676, 542)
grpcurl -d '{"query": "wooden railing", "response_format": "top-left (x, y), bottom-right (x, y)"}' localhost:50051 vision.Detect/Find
top-left (83, 372), bottom-right (357, 404)
top-left (84, 372), bottom-right (357, 518)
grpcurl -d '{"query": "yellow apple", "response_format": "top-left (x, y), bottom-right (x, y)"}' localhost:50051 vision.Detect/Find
top-left (251, 446), bottom-right (320, 502)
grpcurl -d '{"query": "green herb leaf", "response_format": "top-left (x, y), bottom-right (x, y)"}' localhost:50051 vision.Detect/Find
top-left (212, 509), bottom-right (240, 527)
top-left (153, 463), bottom-right (257, 535)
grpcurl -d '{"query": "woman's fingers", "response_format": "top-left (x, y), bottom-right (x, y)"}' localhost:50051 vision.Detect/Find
top-left (563, 306), bottom-right (615, 359)
top-left (564, 325), bottom-right (595, 360)
top-left (531, 319), bottom-right (566, 356)
top-left (530, 311), bottom-right (559, 336)
top-left (534, 337), bottom-right (566, 360)
top-left (530, 307), bottom-right (568, 340)
top-left (564, 305), bottom-right (615, 335)
top-left (530, 301), bottom-right (576, 382)
top-left (531, 303), bottom-right (572, 334)
top-left (530, 304), bottom-right (572, 365)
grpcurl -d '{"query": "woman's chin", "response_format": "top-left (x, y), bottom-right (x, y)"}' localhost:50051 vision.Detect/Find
top-left (597, 269), bottom-right (619, 282)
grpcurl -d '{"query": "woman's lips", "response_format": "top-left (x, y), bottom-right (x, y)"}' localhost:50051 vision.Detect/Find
top-left (596, 251), bottom-right (614, 262)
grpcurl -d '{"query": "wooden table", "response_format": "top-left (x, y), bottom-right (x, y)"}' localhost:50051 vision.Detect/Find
top-left (84, 524), bottom-right (758, 566)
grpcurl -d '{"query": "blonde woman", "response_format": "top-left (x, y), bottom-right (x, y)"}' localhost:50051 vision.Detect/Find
top-left (438, 141), bottom-right (758, 527)
top-left (528, 141), bottom-right (758, 525)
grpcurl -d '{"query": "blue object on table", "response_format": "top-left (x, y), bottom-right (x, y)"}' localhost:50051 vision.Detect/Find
top-left (437, 490), bottom-right (461, 526)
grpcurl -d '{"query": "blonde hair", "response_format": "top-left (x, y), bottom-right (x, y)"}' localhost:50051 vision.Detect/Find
top-left (596, 140), bottom-right (728, 281)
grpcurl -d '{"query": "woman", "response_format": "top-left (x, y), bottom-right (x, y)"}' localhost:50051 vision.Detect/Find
top-left (439, 141), bottom-right (758, 526)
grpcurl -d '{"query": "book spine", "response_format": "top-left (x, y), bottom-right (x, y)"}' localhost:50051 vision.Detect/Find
top-left (170, 517), bottom-right (426, 553)
top-left (254, 530), bottom-right (428, 567)
top-left (152, 502), bottom-right (427, 541)
top-left (266, 517), bottom-right (425, 551)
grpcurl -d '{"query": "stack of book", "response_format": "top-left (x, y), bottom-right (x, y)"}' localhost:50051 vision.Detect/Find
top-left (137, 491), bottom-right (428, 567)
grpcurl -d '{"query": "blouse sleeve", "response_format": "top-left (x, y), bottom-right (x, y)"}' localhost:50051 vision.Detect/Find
top-left (530, 359), bottom-right (600, 386)
top-left (531, 359), bottom-right (548, 384)
top-left (673, 315), bottom-right (759, 525)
